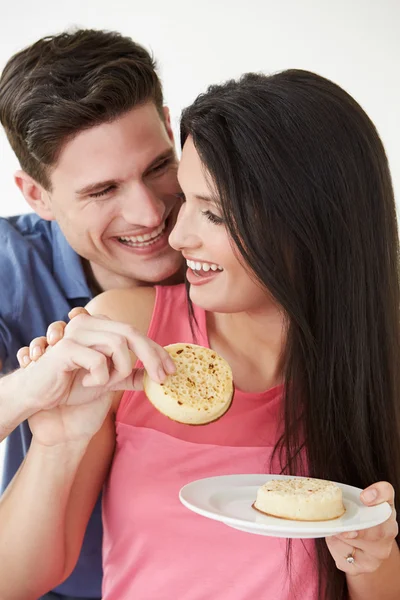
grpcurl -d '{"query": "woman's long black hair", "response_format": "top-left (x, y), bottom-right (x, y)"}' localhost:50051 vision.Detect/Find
top-left (180, 70), bottom-right (400, 599)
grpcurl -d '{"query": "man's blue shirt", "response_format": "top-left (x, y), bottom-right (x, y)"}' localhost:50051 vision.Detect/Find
top-left (0, 213), bottom-right (102, 597)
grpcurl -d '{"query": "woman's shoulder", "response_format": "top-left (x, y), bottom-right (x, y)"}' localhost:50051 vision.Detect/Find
top-left (85, 284), bottom-right (188, 337)
top-left (86, 286), bottom-right (157, 336)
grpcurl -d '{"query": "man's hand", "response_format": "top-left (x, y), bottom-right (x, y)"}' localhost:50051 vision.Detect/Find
top-left (17, 307), bottom-right (87, 367)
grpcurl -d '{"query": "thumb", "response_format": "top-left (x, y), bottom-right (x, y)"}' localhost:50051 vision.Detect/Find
top-left (109, 367), bottom-right (145, 392)
top-left (361, 482), bottom-right (395, 508)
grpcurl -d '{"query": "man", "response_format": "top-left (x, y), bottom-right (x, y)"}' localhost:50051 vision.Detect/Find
top-left (0, 28), bottom-right (183, 600)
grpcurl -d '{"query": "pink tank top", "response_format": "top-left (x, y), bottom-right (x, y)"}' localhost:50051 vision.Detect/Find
top-left (102, 285), bottom-right (318, 599)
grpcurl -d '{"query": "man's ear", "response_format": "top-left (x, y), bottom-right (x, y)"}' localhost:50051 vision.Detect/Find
top-left (163, 107), bottom-right (175, 144)
top-left (14, 170), bottom-right (54, 221)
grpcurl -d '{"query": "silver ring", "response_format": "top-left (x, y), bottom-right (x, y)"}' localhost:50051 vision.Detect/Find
top-left (346, 548), bottom-right (356, 564)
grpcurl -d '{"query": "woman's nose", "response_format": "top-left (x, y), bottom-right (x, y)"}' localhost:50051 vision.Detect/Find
top-left (168, 203), bottom-right (201, 251)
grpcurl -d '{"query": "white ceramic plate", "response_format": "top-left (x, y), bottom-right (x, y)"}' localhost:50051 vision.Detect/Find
top-left (179, 474), bottom-right (392, 538)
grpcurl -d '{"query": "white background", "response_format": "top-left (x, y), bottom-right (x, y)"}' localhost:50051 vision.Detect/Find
top-left (1, 0), bottom-right (400, 471)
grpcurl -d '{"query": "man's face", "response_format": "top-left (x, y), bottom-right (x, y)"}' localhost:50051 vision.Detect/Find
top-left (42, 102), bottom-right (183, 287)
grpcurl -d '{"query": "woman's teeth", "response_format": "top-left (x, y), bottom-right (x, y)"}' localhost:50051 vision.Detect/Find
top-left (186, 260), bottom-right (223, 272)
top-left (118, 222), bottom-right (166, 247)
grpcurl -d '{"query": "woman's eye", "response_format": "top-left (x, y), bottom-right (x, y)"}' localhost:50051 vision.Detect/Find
top-left (202, 210), bottom-right (224, 225)
top-left (89, 185), bottom-right (116, 198)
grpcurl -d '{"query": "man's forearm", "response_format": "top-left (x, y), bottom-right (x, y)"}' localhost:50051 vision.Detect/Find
top-left (0, 368), bottom-right (36, 441)
top-left (0, 437), bottom-right (89, 600)
top-left (347, 541), bottom-right (400, 600)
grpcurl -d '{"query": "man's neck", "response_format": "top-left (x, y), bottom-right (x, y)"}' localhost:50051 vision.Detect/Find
top-left (82, 259), bottom-right (185, 296)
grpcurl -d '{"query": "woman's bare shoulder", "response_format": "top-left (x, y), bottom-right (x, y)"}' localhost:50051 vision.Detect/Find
top-left (85, 287), bottom-right (156, 336)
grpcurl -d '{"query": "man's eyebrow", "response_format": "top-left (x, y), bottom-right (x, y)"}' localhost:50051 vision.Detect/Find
top-left (75, 179), bottom-right (119, 196)
top-left (75, 149), bottom-right (176, 196)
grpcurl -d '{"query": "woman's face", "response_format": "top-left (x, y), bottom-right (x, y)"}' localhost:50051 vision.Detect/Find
top-left (169, 136), bottom-right (269, 314)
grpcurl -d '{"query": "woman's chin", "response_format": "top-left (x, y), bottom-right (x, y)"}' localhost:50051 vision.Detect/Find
top-left (188, 286), bottom-right (235, 314)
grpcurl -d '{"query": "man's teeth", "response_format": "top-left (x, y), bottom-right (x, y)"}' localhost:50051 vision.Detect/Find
top-left (186, 260), bottom-right (223, 272)
top-left (118, 222), bottom-right (166, 246)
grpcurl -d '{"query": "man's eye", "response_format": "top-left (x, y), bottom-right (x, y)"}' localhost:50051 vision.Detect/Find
top-left (175, 192), bottom-right (186, 202)
top-left (89, 185), bottom-right (116, 198)
top-left (150, 159), bottom-right (170, 174)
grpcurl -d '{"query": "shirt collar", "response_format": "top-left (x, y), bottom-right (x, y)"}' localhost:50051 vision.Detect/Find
top-left (51, 221), bottom-right (92, 301)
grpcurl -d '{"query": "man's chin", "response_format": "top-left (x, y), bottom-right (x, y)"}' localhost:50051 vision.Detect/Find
top-left (156, 263), bottom-right (186, 286)
top-left (129, 258), bottom-right (185, 287)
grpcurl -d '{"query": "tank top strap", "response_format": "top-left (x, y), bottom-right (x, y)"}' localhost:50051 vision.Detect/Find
top-left (146, 284), bottom-right (209, 348)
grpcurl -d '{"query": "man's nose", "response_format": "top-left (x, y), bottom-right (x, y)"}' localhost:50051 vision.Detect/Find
top-left (121, 184), bottom-right (165, 228)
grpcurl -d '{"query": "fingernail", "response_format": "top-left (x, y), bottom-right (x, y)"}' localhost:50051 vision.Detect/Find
top-left (158, 367), bottom-right (167, 382)
top-left (343, 531), bottom-right (358, 539)
top-left (362, 488), bottom-right (377, 503)
top-left (22, 356), bottom-right (30, 366)
top-left (32, 346), bottom-right (42, 359)
top-left (49, 331), bottom-right (58, 344)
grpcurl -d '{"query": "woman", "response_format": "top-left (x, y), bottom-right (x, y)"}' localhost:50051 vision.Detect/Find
top-left (0, 70), bottom-right (399, 600)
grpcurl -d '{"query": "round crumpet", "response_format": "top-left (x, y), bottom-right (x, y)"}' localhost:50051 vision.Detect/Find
top-left (143, 343), bottom-right (233, 425)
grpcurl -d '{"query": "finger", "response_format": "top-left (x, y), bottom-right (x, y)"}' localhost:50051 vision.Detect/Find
top-left (337, 511), bottom-right (399, 553)
top-left (127, 335), bottom-right (173, 383)
top-left (29, 336), bottom-right (48, 361)
top-left (109, 367), bottom-right (145, 391)
top-left (68, 307), bottom-right (90, 320)
top-left (16, 346), bottom-right (31, 368)
top-left (325, 535), bottom-right (380, 574)
top-left (69, 307), bottom-right (110, 322)
top-left (66, 314), bottom-right (172, 383)
top-left (159, 347), bottom-right (176, 375)
top-left (52, 338), bottom-right (111, 387)
top-left (332, 522), bottom-right (397, 563)
top-left (46, 321), bottom-right (67, 345)
top-left (136, 336), bottom-right (176, 383)
top-left (64, 329), bottom-right (133, 382)
top-left (361, 482), bottom-right (395, 508)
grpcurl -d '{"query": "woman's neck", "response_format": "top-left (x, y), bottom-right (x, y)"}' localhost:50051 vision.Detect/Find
top-left (207, 305), bottom-right (286, 394)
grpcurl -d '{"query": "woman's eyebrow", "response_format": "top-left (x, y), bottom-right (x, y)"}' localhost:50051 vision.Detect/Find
top-left (195, 193), bottom-right (219, 203)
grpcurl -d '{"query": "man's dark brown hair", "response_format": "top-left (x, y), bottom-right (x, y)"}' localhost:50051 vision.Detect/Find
top-left (0, 29), bottom-right (164, 190)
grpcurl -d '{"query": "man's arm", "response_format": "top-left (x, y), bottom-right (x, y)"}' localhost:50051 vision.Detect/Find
top-left (0, 287), bottom-right (162, 599)
top-left (0, 367), bottom-right (38, 442)
top-left (0, 318), bottom-right (123, 598)
top-left (0, 285), bottom-right (156, 444)
top-left (0, 405), bottom-right (116, 600)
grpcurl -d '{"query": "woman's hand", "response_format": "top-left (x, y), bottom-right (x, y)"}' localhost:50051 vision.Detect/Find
top-left (16, 308), bottom-right (176, 446)
top-left (325, 482), bottom-right (398, 575)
